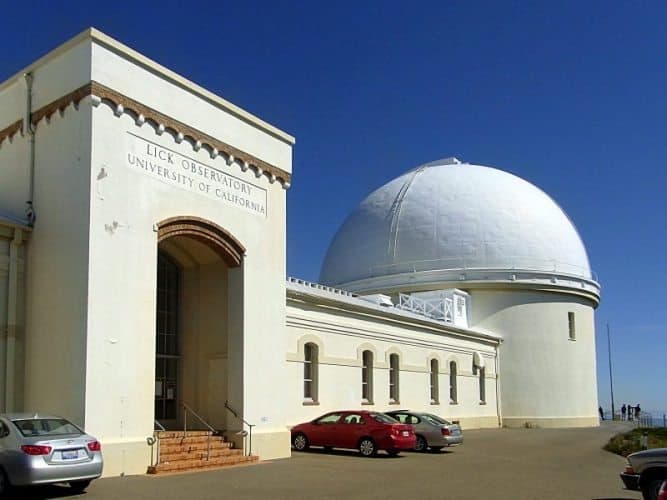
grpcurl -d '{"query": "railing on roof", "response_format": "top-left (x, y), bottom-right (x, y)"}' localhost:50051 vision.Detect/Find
top-left (368, 257), bottom-right (598, 282)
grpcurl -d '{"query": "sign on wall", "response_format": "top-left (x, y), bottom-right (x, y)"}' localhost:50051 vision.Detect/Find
top-left (126, 133), bottom-right (267, 217)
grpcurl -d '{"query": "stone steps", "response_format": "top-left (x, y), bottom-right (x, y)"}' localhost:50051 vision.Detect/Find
top-left (147, 454), bottom-right (259, 473)
top-left (148, 429), bottom-right (259, 475)
top-left (160, 447), bottom-right (241, 462)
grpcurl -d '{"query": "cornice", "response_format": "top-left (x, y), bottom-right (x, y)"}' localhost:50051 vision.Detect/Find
top-left (0, 120), bottom-right (22, 147)
top-left (0, 81), bottom-right (292, 188)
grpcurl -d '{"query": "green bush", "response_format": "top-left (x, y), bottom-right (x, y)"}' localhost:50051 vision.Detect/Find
top-left (605, 428), bottom-right (667, 456)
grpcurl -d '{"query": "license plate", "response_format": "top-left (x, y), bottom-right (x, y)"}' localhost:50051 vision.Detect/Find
top-left (62, 450), bottom-right (79, 460)
top-left (402, 431), bottom-right (409, 437)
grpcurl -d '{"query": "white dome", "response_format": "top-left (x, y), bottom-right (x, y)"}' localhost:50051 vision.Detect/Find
top-left (320, 158), bottom-right (598, 296)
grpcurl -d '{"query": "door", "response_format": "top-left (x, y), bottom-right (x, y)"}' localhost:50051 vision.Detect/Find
top-left (155, 252), bottom-right (180, 428)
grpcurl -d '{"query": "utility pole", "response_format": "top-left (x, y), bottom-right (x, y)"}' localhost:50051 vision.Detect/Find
top-left (607, 323), bottom-right (615, 420)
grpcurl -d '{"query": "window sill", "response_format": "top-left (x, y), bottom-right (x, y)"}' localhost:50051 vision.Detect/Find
top-left (302, 400), bottom-right (320, 406)
top-left (450, 401), bottom-right (458, 405)
top-left (479, 401), bottom-right (487, 405)
top-left (361, 401), bottom-right (374, 406)
top-left (430, 401), bottom-right (440, 405)
top-left (388, 401), bottom-right (400, 405)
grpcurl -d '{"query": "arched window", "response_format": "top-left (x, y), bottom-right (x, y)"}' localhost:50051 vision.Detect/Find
top-left (479, 366), bottom-right (486, 404)
top-left (389, 353), bottom-right (400, 403)
top-left (430, 359), bottom-right (439, 404)
top-left (362, 350), bottom-right (374, 404)
top-left (449, 361), bottom-right (458, 404)
top-left (303, 343), bottom-right (318, 402)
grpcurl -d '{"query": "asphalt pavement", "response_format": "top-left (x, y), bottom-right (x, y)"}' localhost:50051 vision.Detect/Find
top-left (5, 420), bottom-right (642, 500)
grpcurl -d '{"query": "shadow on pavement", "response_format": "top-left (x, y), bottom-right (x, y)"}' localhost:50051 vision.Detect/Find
top-left (2, 484), bottom-right (86, 499)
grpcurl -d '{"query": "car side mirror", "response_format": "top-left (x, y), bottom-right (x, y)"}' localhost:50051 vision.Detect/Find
top-left (0, 426), bottom-right (8, 438)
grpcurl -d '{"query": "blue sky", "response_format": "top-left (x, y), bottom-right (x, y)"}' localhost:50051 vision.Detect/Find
top-left (1, 1), bottom-right (665, 415)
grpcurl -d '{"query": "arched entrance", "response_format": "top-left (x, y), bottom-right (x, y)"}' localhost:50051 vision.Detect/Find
top-left (155, 217), bottom-right (245, 430)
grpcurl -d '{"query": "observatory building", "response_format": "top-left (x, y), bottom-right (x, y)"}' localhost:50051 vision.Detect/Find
top-left (0, 29), bottom-right (600, 477)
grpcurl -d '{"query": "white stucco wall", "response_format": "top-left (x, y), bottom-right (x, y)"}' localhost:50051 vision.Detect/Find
top-left (469, 289), bottom-right (598, 427)
top-left (286, 293), bottom-right (500, 430)
top-left (21, 103), bottom-right (93, 426)
top-left (0, 29), bottom-right (293, 476)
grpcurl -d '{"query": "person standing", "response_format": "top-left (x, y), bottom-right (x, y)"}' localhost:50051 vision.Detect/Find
top-left (621, 404), bottom-right (627, 421)
top-left (635, 404), bottom-right (641, 421)
top-left (599, 406), bottom-right (604, 420)
top-left (628, 404), bottom-right (634, 421)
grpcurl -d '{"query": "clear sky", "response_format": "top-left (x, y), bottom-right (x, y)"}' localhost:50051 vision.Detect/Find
top-left (1, 1), bottom-right (665, 416)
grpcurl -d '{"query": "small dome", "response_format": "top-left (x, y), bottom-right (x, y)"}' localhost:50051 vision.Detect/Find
top-left (320, 158), bottom-right (596, 294)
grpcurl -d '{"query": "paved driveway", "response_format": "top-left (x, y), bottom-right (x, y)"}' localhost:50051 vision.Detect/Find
top-left (6, 421), bottom-right (642, 499)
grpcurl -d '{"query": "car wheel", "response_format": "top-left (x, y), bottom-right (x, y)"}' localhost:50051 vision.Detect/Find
top-left (0, 467), bottom-right (9, 495)
top-left (359, 438), bottom-right (376, 457)
top-left (414, 435), bottom-right (428, 452)
top-left (292, 432), bottom-right (309, 451)
top-left (641, 478), bottom-right (664, 500)
top-left (70, 479), bottom-right (92, 493)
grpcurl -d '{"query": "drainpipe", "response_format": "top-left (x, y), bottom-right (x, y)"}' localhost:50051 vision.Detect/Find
top-left (24, 73), bottom-right (36, 225)
top-left (5, 228), bottom-right (23, 412)
top-left (495, 341), bottom-right (502, 427)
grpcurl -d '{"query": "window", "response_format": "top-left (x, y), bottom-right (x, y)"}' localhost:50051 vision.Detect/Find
top-left (304, 343), bottom-right (319, 402)
top-left (389, 353), bottom-right (400, 403)
top-left (343, 414), bottom-right (365, 424)
top-left (479, 366), bottom-right (486, 404)
top-left (449, 361), bottom-right (458, 404)
top-left (315, 412), bottom-right (341, 424)
top-left (430, 359), bottom-right (439, 404)
top-left (155, 252), bottom-right (180, 421)
top-left (362, 350), bottom-right (374, 403)
top-left (568, 312), bottom-right (576, 340)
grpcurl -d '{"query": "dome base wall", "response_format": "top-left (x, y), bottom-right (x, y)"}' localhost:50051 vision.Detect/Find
top-left (502, 416), bottom-right (600, 429)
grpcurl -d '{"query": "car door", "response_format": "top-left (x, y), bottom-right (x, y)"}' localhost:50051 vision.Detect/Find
top-left (308, 412), bottom-right (342, 447)
top-left (339, 413), bottom-right (366, 450)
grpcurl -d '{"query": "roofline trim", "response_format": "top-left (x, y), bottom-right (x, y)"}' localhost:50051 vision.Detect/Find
top-left (0, 27), bottom-right (295, 146)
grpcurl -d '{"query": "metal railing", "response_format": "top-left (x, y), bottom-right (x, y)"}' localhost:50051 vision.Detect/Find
top-left (224, 400), bottom-right (255, 456)
top-left (147, 420), bottom-right (166, 467)
top-left (183, 403), bottom-right (217, 460)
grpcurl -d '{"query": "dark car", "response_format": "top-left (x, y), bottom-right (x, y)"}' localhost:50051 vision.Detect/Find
top-left (386, 410), bottom-right (463, 452)
top-left (291, 410), bottom-right (416, 457)
top-left (620, 447), bottom-right (667, 500)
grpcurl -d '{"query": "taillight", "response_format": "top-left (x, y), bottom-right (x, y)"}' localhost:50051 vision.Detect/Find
top-left (441, 427), bottom-right (451, 436)
top-left (87, 440), bottom-right (102, 452)
top-left (21, 444), bottom-right (52, 455)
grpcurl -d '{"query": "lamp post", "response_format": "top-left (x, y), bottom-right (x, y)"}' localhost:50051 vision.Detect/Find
top-left (607, 323), bottom-right (615, 420)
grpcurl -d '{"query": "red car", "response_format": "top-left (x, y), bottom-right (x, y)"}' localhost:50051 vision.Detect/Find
top-left (291, 410), bottom-right (416, 457)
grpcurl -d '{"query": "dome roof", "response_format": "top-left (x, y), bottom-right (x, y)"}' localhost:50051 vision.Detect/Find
top-left (320, 158), bottom-right (598, 296)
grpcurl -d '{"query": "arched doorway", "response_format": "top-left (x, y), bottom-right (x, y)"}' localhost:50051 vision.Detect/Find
top-left (155, 217), bottom-right (245, 430)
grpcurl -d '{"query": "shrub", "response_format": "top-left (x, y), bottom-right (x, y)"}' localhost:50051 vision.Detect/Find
top-left (605, 428), bottom-right (667, 456)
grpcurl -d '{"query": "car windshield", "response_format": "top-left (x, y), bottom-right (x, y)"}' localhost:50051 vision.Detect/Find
top-left (423, 413), bottom-right (451, 425)
top-left (13, 418), bottom-right (82, 437)
top-left (371, 413), bottom-right (399, 424)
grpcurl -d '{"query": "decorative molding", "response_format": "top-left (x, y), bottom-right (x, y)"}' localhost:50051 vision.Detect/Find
top-left (0, 120), bottom-right (22, 147)
top-left (0, 81), bottom-right (292, 188)
top-left (156, 216), bottom-right (246, 268)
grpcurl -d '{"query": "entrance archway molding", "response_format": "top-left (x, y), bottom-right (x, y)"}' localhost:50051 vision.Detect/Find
top-left (156, 216), bottom-right (246, 267)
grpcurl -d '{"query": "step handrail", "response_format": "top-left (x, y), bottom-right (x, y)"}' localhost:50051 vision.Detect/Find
top-left (182, 402), bottom-right (217, 460)
top-left (224, 400), bottom-right (255, 456)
